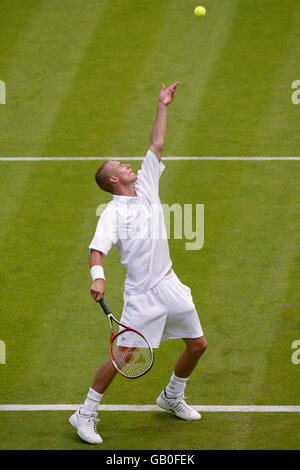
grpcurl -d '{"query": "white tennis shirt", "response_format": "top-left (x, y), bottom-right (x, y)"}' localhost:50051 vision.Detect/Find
top-left (89, 150), bottom-right (172, 295)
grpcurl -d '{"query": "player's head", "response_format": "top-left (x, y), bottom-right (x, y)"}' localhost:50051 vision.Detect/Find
top-left (95, 160), bottom-right (137, 193)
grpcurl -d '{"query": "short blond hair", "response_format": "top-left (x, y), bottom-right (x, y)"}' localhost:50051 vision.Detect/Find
top-left (95, 161), bottom-right (114, 193)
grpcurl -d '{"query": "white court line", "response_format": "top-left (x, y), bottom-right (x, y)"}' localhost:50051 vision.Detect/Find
top-left (0, 156), bottom-right (300, 161)
top-left (0, 404), bottom-right (299, 412)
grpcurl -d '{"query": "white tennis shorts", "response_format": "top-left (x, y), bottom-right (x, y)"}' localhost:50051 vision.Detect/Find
top-left (120, 270), bottom-right (204, 349)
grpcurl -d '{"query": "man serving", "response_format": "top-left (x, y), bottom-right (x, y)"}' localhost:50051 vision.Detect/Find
top-left (69, 82), bottom-right (207, 444)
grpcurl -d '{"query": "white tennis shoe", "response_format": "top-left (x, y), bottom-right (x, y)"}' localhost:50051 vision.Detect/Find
top-left (156, 390), bottom-right (201, 420)
top-left (69, 407), bottom-right (103, 444)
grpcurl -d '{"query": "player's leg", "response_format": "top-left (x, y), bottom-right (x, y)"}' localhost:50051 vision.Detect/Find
top-left (91, 358), bottom-right (119, 394)
top-left (173, 336), bottom-right (208, 378)
top-left (156, 271), bottom-right (207, 419)
top-left (69, 283), bottom-right (165, 445)
top-left (69, 358), bottom-right (118, 444)
top-left (157, 337), bottom-right (207, 420)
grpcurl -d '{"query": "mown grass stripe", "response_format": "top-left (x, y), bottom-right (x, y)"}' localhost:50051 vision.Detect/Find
top-left (183, 0), bottom-right (300, 157)
top-left (0, 0), bottom-right (109, 244)
top-left (41, 0), bottom-right (173, 157)
top-left (0, 0), bottom-right (109, 156)
top-left (103, 0), bottom-right (237, 158)
top-left (223, 3), bottom-right (300, 450)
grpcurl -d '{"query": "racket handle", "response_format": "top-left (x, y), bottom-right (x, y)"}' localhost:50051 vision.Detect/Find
top-left (98, 297), bottom-right (111, 316)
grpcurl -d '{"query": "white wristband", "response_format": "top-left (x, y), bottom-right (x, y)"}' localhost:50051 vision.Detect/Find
top-left (90, 265), bottom-right (105, 281)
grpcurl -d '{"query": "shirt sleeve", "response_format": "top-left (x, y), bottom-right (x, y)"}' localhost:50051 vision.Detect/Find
top-left (134, 149), bottom-right (165, 197)
top-left (89, 204), bottom-right (118, 257)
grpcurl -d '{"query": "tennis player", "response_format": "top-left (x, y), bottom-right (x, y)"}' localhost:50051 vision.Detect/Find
top-left (70, 82), bottom-right (207, 444)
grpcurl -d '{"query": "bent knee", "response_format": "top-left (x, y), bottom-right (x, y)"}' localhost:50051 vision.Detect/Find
top-left (198, 336), bottom-right (208, 354)
top-left (186, 336), bottom-right (207, 356)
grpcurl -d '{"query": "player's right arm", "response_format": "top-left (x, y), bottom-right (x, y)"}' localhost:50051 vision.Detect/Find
top-left (88, 203), bottom-right (118, 301)
top-left (89, 249), bottom-right (105, 301)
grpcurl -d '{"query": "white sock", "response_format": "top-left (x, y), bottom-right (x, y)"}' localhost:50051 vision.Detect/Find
top-left (165, 372), bottom-right (189, 398)
top-left (82, 387), bottom-right (103, 413)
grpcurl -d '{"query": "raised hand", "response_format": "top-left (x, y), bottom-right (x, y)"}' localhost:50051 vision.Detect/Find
top-left (159, 81), bottom-right (180, 106)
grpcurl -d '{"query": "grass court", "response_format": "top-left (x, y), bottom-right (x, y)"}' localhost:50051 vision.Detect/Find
top-left (0, 0), bottom-right (299, 450)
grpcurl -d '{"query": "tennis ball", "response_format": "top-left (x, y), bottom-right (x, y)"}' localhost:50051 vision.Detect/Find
top-left (194, 6), bottom-right (206, 17)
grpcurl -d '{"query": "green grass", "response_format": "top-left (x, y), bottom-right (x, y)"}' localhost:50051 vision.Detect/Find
top-left (0, 412), bottom-right (299, 450)
top-left (0, 0), bottom-right (299, 450)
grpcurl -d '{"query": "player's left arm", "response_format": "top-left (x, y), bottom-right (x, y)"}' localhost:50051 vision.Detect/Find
top-left (149, 81), bottom-right (179, 162)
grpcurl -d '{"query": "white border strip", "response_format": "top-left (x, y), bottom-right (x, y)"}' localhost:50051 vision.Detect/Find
top-left (0, 404), bottom-right (299, 412)
top-left (0, 157), bottom-right (300, 161)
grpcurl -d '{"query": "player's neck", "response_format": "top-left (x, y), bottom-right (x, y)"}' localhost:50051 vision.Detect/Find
top-left (114, 184), bottom-right (137, 197)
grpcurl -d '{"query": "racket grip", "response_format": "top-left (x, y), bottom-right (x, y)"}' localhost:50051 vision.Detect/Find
top-left (99, 298), bottom-right (111, 316)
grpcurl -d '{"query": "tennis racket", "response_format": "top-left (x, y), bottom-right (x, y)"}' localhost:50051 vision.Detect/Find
top-left (98, 298), bottom-right (154, 379)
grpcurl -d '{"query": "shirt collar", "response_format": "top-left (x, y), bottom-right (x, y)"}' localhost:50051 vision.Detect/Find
top-left (112, 193), bottom-right (139, 203)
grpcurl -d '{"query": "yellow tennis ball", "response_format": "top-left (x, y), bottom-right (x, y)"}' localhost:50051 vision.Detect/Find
top-left (194, 6), bottom-right (206, 17)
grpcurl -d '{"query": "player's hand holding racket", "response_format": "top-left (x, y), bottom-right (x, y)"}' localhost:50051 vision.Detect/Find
top-left (91, 279), bottom-right (105, 301)
top-left (98, 298), bottom-right (154, 379)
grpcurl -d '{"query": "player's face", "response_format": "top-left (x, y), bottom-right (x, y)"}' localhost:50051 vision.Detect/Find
top-left (112, 161), bottom-right (137, 185)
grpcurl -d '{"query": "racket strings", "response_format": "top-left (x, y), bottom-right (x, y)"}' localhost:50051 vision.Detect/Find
top-left (112, 329), bottom-right (153, 377)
